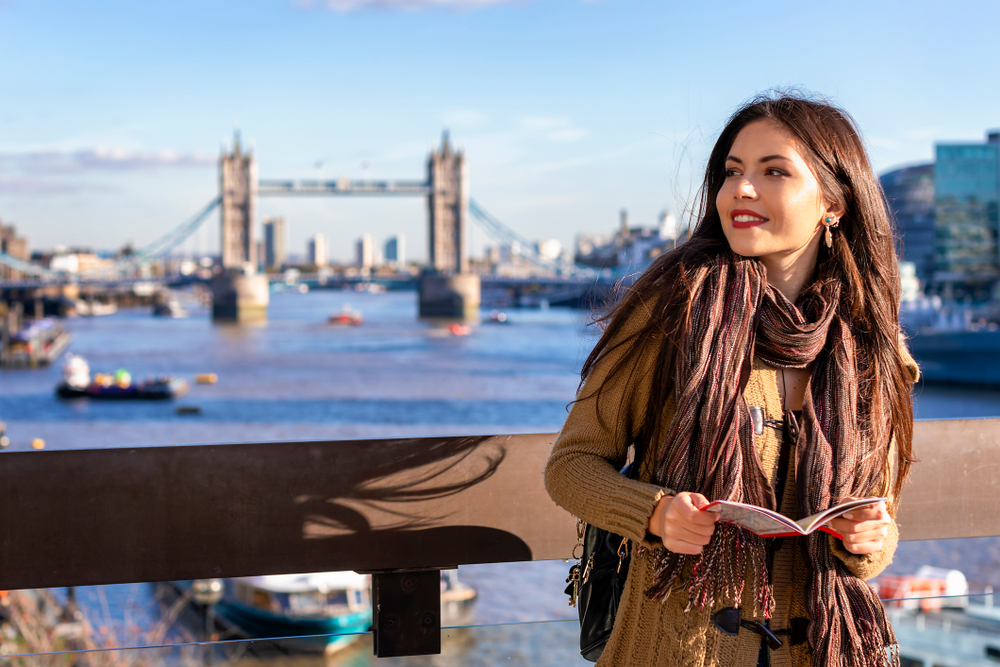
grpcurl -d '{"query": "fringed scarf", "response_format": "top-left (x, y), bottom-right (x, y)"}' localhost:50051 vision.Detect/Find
top-left (645, 252), bottom-right (898, 667)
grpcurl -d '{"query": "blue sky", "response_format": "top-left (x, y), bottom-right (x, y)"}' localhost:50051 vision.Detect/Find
top-left (1, 0), bottom-right (998, 262)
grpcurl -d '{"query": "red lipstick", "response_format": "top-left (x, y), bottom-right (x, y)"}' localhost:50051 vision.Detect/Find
top-left (730, 209), bottom-right (768, 229)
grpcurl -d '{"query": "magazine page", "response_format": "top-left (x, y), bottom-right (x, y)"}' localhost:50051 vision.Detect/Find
top-left (702, 500), bottom-right (800, 537)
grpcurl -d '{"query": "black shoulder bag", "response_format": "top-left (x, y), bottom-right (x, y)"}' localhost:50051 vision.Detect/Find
top-left (564, 461), bottom-right (638, 662)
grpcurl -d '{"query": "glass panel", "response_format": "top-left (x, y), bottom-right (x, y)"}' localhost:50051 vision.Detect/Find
top-left (0, 620), bottom-right (587, 666)
top-left (10, 561), bottom-right (1000, 666)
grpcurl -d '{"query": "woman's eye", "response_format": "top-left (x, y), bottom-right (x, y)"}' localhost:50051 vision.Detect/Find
top-left (766, 168), bottom-right (786, 177)
top-left (724, 168), bottom-right (740, 177)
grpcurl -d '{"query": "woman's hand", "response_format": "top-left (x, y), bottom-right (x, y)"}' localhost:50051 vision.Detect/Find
top-left (827, 500), bottom-right (891, 555)
top-left (647, 492), bottom-right (718, 555)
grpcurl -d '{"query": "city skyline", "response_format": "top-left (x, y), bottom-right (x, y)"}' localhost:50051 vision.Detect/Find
top-left (1, 0), bottom-right (999, 261)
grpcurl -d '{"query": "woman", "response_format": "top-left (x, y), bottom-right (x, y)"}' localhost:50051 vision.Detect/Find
top-left (544, 92), bottom-right (918, 667)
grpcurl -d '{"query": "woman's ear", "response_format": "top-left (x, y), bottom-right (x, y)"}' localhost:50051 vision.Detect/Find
top-left (825, 199), bottom-right (846, 221)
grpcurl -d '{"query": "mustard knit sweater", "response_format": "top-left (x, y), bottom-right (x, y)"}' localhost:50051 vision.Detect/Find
top-left (544, 313), bottom-right (913, 667)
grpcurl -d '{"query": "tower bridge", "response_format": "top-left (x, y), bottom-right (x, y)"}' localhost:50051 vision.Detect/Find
top-left (0, 132), bottom-right (597, 321)
top-left (216, 131), bottom-right (475, 320)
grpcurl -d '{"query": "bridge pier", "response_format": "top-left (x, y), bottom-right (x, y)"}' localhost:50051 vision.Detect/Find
top-left (210, 269), bottom-right (269, 323)
top-left (216, 134), bottom-right (268, 322)
top-left (418, 272), bottom-right (480, 319)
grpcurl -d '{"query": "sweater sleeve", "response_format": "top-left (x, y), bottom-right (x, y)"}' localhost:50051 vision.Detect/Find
top-left (543, 306), bottom-right (672, 547)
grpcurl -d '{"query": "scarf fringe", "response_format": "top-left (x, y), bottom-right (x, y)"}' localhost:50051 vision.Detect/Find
top-left (807, 534), bottom-right (900, 667)
top-left (645, 524), bottom-right (775, 619)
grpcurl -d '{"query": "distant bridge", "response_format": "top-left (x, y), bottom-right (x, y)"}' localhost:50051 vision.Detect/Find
top-left (0, 132), bottom-right (595, 287)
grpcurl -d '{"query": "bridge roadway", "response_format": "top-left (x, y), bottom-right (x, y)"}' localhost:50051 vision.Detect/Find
top-left (258, 179), bottom-right (431, 196)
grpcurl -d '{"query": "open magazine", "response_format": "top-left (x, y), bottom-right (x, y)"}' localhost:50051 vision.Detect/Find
top-left (701, 496), bottom-right (888, 539)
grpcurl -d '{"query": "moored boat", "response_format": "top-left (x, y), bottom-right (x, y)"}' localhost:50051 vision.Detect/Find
top-left (875, 567), bottom-right (1000, 666)
top-left (0, 318), bottom-right (72, 369)
top-left (212, 572), bottom-right (372, 654)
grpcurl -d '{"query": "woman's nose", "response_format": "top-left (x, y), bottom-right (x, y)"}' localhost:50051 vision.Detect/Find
top-left (735, 178), bottom-right (756, 199)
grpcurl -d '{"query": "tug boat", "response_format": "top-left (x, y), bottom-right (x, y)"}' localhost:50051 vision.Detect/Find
top-left (55, 354), bottom-right (189, 400)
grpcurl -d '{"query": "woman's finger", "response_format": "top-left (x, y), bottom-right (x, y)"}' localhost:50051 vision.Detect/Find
top-left (844, 540), bottom-right (882, 555)
top-left (663, 523), bottom-right (716, 545)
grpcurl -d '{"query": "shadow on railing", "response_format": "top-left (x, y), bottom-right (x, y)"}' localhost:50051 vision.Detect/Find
top-left (1, 419), bottom-right (999, 658)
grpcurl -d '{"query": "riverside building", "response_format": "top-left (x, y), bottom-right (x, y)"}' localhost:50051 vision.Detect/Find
top-left (881, 164), bottom-right (935, 287)
top-left (933, 131), bottom-right (1000, 300)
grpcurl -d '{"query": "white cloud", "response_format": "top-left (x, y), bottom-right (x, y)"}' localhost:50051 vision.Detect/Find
top-left (295, 0), bottom-right (518, 11)
top-left (443, 109), bottom-right (489, 129)
top-left (0, 149), bottom-right (215, 174)
top-left (0, 176), bottom-right (86, 196)
top-left (518, 116), bottom-right (589, 143)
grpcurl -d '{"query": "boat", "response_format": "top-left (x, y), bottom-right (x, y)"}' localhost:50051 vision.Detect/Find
top-left (153, 298), bottom-right (188, 318)
top-left (179, 569), bottom-right (475, 655)
top-left (446, 323), bottom-right (472, 336)
top-left (875, 567), bottom-right (1000, 666)
top-left (203, 572), bottom-right (372, 654)
top-left (328, 306), bottom-right (363, 326)
top-left (0, 318), bottom-right (73, 369)
top-left (354, 282), bottom-right (387, 294)
top-left (74, 299), bottom-right (118, 317)
top-left (440, 569), bottom-right (477, 626)
top-left (900, 297), bottom-right (1000, 385)
top-left (55, 354), bottom-right (189, 400)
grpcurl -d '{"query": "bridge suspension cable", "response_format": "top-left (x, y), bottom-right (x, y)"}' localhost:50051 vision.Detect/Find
top-left (0, 252), bottom-right (58, 279)
top-left (81, 197), bottom-right (221, 278)
top-left (467, 199), bottom-right (595, 278)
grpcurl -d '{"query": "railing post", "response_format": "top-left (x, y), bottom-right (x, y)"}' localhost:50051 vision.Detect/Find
top-left (371, 569), bottom-right (442, 658)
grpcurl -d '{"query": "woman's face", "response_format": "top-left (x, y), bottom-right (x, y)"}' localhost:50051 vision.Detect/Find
top-left (717, 121), bottom-right (838, 272)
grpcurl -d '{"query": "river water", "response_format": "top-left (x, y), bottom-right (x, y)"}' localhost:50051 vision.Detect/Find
top-left (2, 288), bottom-right (1000, 664)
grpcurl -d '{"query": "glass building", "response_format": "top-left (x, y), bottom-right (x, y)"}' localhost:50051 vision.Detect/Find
top-left (933, 132), bottom-right (1000, 298)
top-left (881, 164), bottom-right (935, 286)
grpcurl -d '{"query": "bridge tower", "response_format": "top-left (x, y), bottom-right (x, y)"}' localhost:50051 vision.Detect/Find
top-left (419, 132), bottom-right (479, 318)
top-left (427, 131), bottom-right (468, 274)
top-left (213, 133), bottom-right (268, 322)
top-left (219, 132), bottom-right (258, 269)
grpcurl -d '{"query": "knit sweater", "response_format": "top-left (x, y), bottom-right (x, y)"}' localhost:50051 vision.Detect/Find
top-left (544, 313), bottom-right (914, 667)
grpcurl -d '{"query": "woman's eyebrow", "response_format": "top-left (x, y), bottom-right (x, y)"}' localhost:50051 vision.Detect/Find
top-left (759, 154), bottom-right (791, 163)
top-left (725, 155), bottom-right (743, 164)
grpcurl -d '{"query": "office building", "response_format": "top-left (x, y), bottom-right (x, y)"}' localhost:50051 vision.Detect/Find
top-left (263, 217), bottom-right (287, 270)
top-left (384, 235), bottom-right (404, 269)
top-left (881, 164), bottom-right (935, 286)
top-left (308, 234), bottom-right (328, 268)
top-left (356, 234), bottom-right (375, 269)
top-left (933, 131), bottom-right (1000, 297)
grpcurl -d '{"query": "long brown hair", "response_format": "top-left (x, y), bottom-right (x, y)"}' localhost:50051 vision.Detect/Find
top-left (584, 91), bottom-right (914, 499)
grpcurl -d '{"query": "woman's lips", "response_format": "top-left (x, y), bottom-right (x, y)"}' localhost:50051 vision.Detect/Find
top-left (730, 209), bottom-right (768, 229)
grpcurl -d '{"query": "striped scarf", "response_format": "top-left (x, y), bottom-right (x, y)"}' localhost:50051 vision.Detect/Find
top-left (646, 252), bottom-right (898, 667)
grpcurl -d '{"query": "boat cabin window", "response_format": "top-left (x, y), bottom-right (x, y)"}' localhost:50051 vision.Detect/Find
top-left (899, 657), bottom-right (924, 667)
top-left (987, 645), bottom-right (1000, 662)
